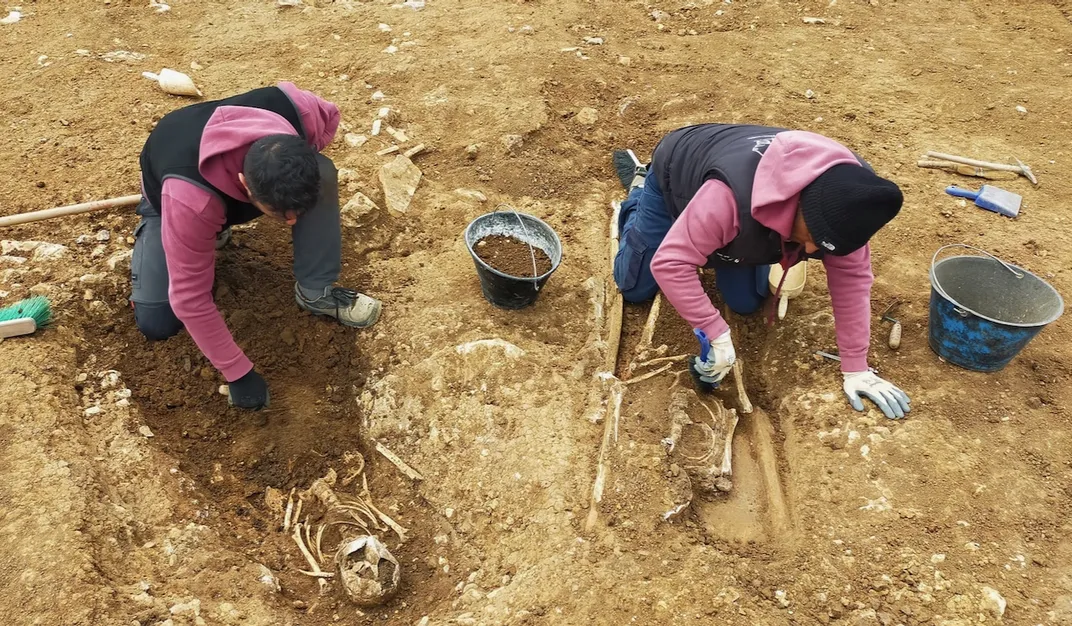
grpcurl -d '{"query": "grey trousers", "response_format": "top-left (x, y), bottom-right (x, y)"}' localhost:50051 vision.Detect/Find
top-left (131, 154), bottom-right (341, 340)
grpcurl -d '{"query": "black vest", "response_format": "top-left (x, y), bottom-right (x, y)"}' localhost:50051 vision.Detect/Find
top-left (652, 123), bottom-right (873, 266)
top-left (139, 86), bottom-right (307, 227)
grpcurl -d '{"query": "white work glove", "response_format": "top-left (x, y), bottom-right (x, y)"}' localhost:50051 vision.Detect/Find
top-left (692, 330), bottom-right (736, 385)
top-left (843, 371), bottom-right (911, 420)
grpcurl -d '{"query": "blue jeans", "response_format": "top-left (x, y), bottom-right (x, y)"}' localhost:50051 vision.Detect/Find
top-left (612, 173), bottom-right (770, 314)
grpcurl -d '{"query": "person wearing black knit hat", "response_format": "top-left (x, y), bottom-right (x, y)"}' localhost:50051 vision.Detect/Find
top-left (799, 163), bottom-right (904, 255)
top-left (611, 124), bottom-right (911, 420)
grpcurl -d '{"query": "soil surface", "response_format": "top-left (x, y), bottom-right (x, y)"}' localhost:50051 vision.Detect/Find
top-left (2, 1), bottom-right (1072, 626)
top-left (475, 235), bottom-right (553, 277)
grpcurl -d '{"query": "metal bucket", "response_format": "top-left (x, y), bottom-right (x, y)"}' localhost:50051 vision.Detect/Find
top-left (464, 209), bottom-right (562, 309)
top-left (929, 244), bottom-right (1063, 372)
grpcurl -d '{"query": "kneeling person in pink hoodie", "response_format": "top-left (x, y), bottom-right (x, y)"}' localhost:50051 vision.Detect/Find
top-left (131, 82), bottom-right (381, 411)
top-left (613, 123), bottom-right (910, 419)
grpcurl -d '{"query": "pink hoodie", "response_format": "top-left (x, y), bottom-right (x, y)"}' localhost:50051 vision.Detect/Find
top-left (156, 82), bottom-right (340, 382)
top-left (649, 131), bottom-right (874, 373)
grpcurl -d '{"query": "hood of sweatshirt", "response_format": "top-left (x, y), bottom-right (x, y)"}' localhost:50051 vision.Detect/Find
top-left (197, 106), bottom-right (300, 202)
top-left (750, 130), bottom-right (863, 238)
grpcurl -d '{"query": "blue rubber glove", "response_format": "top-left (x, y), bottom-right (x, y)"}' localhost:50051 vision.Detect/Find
top-left (843, 371), bottom-right (910, 419)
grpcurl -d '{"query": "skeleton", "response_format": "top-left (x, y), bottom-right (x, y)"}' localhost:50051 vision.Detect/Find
top-left (278, 456), bottom-right (406, 606)
top-left (662, 387), bottom-right (740, 519)
top-left (336, 535), bottom-right (401, 608)
top-left (584, 202), bottom-right (626, 531)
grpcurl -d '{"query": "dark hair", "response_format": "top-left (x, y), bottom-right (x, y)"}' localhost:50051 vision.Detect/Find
top-left (242, 134), bottom-right (320, 216)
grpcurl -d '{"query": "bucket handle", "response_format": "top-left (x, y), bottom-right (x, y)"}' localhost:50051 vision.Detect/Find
top-left (931, 244), bottom-right (1024, 317)
top-left (495, 203), bottom-right (541, 286)
top-left (931, 244), bottom-right (1024, 280)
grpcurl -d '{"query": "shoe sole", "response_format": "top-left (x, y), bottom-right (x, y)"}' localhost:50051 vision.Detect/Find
top-left (297, 297), bottom-right (382, 329)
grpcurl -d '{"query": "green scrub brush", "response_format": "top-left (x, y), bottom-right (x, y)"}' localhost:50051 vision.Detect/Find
top-left (0, 296), bottom-right (52, 340)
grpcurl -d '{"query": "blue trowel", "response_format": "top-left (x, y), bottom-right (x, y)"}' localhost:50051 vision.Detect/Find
top-left (945, 185), bottom-right (1021, 218)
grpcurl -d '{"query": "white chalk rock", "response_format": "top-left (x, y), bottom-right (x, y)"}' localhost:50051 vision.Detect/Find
top-left (455, 188), bottom-right (487, 202)
top-left (341, 192), bottom-right (381, 226)
top-left (378, 155), bottom-right (422, 216)
top-left (107, 250), bottom-right (134, 271)
top-left (980, 586), bottom-right (1006, 617)
top-left (575, 107), bottom-right (599, 125)
top-left (1, 240), bottom-right (68, 260)
top-left (170, 598), bottom-right (201, 617)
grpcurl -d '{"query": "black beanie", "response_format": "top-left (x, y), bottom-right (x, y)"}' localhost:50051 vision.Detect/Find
top-left (799, 164), bottom-right (903, 256)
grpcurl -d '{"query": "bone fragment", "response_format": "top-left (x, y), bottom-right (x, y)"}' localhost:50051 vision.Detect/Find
top-left (283, 488), bottom-right (296, 532)
top-left (732, 359), bottom-right (753, 414)
top-left (636, 353), bottom-right (687, 370)
top-left (358, 476), bottom-right (408, 541)
top-left (687, 398), bottom-right (735, 493)
top-left (293, 498), bottom-right (304, 531)
top-left (314, 524), bottom-right (326, 564)
top-left (635, 293), bottom-right (662, 355)
top-left (292, 523), bottom-right (329, 592)
top-left (603, 201), bottom-right (624, 373)
top-left (718, 408), bottom-right (739, 478)
top-left (368, 502), bottom-right (409, 542)
top-left (624, 362), bottom-right (674, 386)
top-left (662, 502), bottom-right (690, 522)
top-left (375, 441), bottom-right (424, 481)
top-left (402, 143), bottom-right (425, 158)
top-left (662, 389), bottom-right (691, 453)
top-left (585, 378), bottom-right (624, 532)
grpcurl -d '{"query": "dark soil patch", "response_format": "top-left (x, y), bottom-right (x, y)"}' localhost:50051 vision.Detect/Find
top-left (475, 235), bottom-right (552, 277)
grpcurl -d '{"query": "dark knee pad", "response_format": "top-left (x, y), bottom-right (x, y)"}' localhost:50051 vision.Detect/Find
top-left (134, 303), bottom-right (183, 341)
top-left (722, 293), bottom-right (765, 315)
top-left (618, 280), bottom-right (660, 304)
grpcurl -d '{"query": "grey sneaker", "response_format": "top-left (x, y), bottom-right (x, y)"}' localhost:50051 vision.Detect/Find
top-left (215, 227), bottom-right (232, 250)
top-left (295, 284), bottom-right (381, 328)
top-left (628, 164), bottom-right (648, 192)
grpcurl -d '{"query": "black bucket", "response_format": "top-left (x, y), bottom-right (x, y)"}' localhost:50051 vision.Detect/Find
top-left (464, 210), bottom-right (563, 309)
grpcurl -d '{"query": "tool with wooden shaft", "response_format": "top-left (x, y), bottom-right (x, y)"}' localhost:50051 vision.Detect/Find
top-left (0, 194), bottom-right (142, 228)
top-left (918, 151), bottom-right (1037, 185)
top-left (880, 301), bottom-right (902, 350)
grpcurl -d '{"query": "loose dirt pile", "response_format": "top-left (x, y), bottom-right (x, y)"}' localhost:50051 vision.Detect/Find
top-left (475, 235), bottom-right (553, 277)
top-left (2, 1), bottom-right (1071, 625)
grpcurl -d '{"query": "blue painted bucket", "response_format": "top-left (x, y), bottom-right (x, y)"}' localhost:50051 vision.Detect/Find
top-left (929, 244), bottom-right (1063, 372)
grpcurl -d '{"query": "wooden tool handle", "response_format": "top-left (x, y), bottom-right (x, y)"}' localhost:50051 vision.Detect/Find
top-left (917, 161), bottom-right (1014, 180)
top-left (0, 194), bottom-right (142, 228)
top-left (0, 318), bottom-right (38, 339)
top-left (888, 321), bottom-right (902, 349)
top-left (924, 152), bottom-right (1023, 173)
